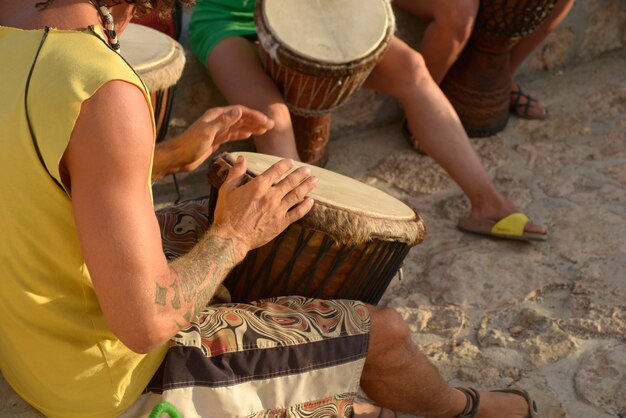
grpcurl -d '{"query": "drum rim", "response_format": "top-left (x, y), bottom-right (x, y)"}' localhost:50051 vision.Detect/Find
top-left (208, 152), bottom-right (426, 247)
top-left (121, 23), bottom-right (186, 91)
top-left (255, 0), bottom-right (395, 75)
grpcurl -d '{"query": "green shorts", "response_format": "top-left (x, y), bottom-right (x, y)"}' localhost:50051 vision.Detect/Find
top-left (188, 0), bottom-right (257, 67)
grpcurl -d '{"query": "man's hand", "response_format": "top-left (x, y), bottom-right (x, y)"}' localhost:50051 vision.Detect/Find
top-left (211, 155), bottom-right (318, 261)
top-left (152, 105), bottom-right (274, 180)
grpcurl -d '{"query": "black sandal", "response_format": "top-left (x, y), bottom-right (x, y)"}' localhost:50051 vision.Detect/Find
top-left (456, 387), bottom-right (481, 418)
top-left (510, 85), bottom-right (547, 120)
top-left (456, 387), bottom-right (539, 418)
top-left (491, 388), bottom-right (539, 418)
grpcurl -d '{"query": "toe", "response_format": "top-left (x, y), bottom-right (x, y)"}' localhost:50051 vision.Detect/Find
top-left (525, 221), bottom-right (548, 236)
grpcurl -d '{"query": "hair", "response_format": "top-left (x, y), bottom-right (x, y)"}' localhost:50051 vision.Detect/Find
top-left (35, 0), bottom-right (195, 18)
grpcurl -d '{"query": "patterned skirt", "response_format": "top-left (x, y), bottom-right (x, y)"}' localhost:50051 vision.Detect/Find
top-left (123, 198), bottom-right (370, 417)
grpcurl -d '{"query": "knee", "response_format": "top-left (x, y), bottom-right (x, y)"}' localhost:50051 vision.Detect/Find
top-left (369, 307), bottom-right (411, 352)
top-left (393, 49), bottom-right (432, 90)
top-left (434, 0), bottom-right (479, 43)
top-left (262, 102), bottom-right (292, 128)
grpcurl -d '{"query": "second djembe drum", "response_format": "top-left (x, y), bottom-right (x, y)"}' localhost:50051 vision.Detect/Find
top-left (441, 0), bottom-right (556, 137)
top-left (208, 152), bottom-right (426, 305)
top-left (255, 0), bottom-right (395, 166)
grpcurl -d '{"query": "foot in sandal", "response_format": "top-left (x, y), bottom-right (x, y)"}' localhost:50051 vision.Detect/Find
top-left (510, 82), bottom-right (548, 120)
top-left (457, 197), bottom-right (548, 242)
top-left (456, 387), bottom-right (539, 418)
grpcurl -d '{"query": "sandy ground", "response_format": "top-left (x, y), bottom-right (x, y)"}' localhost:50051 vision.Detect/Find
top-left (153, 47), bottom-right (626, 418)
top-left (1, 47), bottom-right (624, 418)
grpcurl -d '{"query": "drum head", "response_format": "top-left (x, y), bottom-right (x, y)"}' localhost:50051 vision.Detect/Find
top-left (121, 23), bottom-right (185, 91)
top-left (261, 0), bottom-right (390, 64)
top-left (227, 152), bottom-right (416, 222)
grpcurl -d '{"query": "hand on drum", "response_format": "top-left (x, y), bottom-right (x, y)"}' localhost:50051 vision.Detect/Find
top-left (211, 155), bottom-right (318, 260)
top-left (152, 105), bottom-right (274, 179)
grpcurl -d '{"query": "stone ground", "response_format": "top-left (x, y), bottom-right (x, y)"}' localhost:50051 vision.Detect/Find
top-left (1, 37), bottom-right (624, 418)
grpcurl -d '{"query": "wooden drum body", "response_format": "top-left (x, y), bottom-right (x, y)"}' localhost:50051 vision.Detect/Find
top-left (441, 0), bottom-right (556, 137)
top-left (208, 152), bottom-right (426, 305)
top-left (121, 23), bottom-right (185, 142)
top-left (255, 0), bottom-right (395, 166)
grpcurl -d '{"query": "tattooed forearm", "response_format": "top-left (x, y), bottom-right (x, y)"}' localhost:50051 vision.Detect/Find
top-left (158, 233), bottom-right (238, 326)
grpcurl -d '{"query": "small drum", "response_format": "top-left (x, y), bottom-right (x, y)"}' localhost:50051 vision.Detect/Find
top-left (255, 0), bottom-right (395, 166)
top-left (441, 0), bottom-right (556, 137)
top-left (207, 152), bottom-right (426, 305)
top-left (121, 23), bottom-right (185, 143)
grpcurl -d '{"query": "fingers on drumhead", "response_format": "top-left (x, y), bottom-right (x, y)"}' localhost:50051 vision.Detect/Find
top-left (282, 175), bottom-right (318, 208)
top-left (286, 197), bottom-right (315, 223)
top-left (257, 158), bottom-right (295, 188)
top-left (221, 155), bottom-right (247, 190)
top-left (274, 166), bottom-right (312, 191)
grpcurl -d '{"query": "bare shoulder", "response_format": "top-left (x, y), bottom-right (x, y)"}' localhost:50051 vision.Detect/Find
top-left (78, 79), bottom-right (154, 151)
top-left (62, 79), bottom-right (154, 189)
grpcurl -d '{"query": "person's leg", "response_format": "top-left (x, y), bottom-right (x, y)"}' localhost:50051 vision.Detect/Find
top-left (509, 0), bottom-right (575, 119)
top-left (392, 0), bottom-right (479, 84)
top-left (361, 306), bottom-right (533, 417)
top-left (207, 36), bottom-right (300, 160)
top-left (364, 37), bottom-right (546, 235)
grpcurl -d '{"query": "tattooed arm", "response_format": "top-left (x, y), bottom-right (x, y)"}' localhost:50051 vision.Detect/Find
top-left (163, 233), bottom-right (238, 329)
top-left (64, 81), bottom-right (316, 353)
top-left (154, 156), bottom-right (318, 331)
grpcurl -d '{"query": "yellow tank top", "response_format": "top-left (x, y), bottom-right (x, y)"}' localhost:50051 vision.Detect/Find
top-left (0, 25), bottom-right (167, 417)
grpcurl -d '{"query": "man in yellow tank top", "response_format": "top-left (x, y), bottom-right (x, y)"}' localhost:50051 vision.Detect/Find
top-left (0, 1), bottom-right (539, 417)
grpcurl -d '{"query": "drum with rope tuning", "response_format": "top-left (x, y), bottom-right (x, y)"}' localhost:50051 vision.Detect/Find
top-left (441, 0), bottom-right (557, 137)
top-left (207, 151), bottom-right (426, 305)
top-left (254, 0), bottom-right (395, 166)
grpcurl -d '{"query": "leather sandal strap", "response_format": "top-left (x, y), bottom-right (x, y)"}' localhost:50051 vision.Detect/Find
top-left (490, 388), bottom-right (539, 418)
top-left (455, 387), bottom-right (480, 418)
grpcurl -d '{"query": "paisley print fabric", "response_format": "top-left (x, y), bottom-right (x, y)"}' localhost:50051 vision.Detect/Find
top-left (156, 197), bottom-right (211, 261)
top-left (123, 199), bottom-right (371, 417)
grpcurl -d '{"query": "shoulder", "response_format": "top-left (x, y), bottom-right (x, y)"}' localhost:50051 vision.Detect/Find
top-left (39, 28), bottom-right (147, 98)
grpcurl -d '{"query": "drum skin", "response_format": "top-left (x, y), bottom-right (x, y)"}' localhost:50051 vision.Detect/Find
top-left (254, 0), bottom-right (394, 116)
top-left (207, 152), bottom-right (426, 305)
top-left (441, 0), bottom-right (556, 137)
top-left (254, 0), bottom-right (395, 167)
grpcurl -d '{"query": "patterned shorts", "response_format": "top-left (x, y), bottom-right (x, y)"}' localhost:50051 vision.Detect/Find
top-left (123, 199), bottom-right (370, 418)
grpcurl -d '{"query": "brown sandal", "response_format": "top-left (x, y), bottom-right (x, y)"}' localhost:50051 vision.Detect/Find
top-left (456, 387), bottom-right (539, 418)
top-left (491, 388), bottom-right (539, 418)
top-left (510, 85), bottom-right (547, 120)
top-left (456, 387), bottom-right (481, 418)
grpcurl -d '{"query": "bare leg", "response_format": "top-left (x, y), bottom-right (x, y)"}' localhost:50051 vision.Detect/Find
top-left (362, 306), bottom-right (532, 417)
top-left (510, 0), bottom-right (575, 75)
top-left (353, 403), bottom-right (395, 418)
top-left (393, 0), bottom-right (479, 84)
top-left (509, 0), bottom-right (575, 118)
top-left (207, 36), bottom-right (300, 160)
top-left (364, 37), bottom-right (546, 235)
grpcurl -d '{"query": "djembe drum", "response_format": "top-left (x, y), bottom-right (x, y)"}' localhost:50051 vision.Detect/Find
top-left (208, 152), bottom-right (426, 305)
top-left (255, 0), bottom-right (395, 166)
top-left (441, 0), bottom-right (556, 137)
top-left (121, 23), bottom-right (185, 143)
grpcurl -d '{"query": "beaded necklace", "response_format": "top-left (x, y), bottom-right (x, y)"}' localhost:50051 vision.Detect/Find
top-left (89, 0), bottom-right (120, 52)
